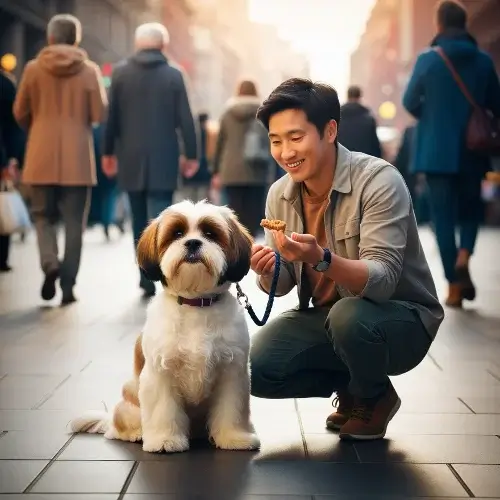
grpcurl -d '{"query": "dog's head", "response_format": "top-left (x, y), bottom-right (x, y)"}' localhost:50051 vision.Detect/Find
top-left (136, 200), bottom-right (253, 297)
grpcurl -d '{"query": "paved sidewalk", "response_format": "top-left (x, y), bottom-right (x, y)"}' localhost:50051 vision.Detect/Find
top-left (0, 225), bottom-right (499, 499)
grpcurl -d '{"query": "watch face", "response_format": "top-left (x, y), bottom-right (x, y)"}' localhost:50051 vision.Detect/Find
top-left (315, 261), bottom-right (329, 272)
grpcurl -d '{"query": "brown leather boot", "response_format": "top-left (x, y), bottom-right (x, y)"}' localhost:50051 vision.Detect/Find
top-left (445, 283), bottom-right (463, 308)
top-left (326, 390), bottom-right (354, 430)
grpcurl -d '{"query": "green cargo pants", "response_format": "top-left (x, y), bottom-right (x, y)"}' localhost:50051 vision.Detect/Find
top-left (250, 297), bottom-right (432, 400)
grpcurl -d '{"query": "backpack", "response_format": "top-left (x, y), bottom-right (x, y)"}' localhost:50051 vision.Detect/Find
top-left (243, 119), bottom-right (270, 165)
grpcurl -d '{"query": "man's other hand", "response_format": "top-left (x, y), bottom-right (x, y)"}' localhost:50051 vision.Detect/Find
top-left (102, 155), bottom-right (117, 177)
top-left (251, 244), bottom-right (276, 277)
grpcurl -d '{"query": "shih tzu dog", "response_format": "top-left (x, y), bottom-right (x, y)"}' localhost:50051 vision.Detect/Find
top-left (70, 200), bottom-right (260, 453)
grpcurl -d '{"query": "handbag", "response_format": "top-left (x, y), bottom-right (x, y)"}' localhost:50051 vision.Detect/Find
top-left (434, 46), bottom-right (500, 155)
top-left (0, 179), bottom-right (32, 235)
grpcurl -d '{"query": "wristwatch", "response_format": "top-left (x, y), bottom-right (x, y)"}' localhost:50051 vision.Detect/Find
top-left (312, 248), bottom-right (332, 272)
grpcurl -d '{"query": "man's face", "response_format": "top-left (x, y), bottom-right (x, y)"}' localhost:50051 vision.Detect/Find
top-left (268, 109), bottom-right (336, 184)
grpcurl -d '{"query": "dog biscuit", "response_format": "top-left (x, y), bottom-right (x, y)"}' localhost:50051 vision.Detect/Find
top-left (260, 218), bottom-right (287, 232)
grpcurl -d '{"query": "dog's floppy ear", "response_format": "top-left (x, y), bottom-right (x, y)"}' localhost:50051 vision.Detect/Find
top-left (136, 218), bottom-right (164, 282)
top-left (220, 209), bottom-right (254, 283)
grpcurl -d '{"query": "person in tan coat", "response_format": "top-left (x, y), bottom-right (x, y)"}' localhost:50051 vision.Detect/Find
top-left (13, 14), bottom-right (107, 305)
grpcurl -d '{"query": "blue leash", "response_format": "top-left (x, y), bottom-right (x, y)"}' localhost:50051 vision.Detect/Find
top-left (235, 251), bottom-right (281, 327)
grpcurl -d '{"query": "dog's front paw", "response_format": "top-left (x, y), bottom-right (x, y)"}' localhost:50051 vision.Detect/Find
top-left (211, 430), bottom-right (260, 451)
top-left (143, 434), bottom-right (189, 453)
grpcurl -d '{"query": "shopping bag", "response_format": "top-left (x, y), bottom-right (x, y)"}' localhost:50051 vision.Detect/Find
top-left (0, 181), bottom-right (32, 235)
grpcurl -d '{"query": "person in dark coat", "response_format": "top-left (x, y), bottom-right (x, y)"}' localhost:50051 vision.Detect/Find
top-left (102, 23), bottom-right (198, 297)
top-left (0, 70), bottom-right (24, 271)
top-left (337, 85), bottom-right (382, 158)
top-left (402, 0), bottom-right (500, 308)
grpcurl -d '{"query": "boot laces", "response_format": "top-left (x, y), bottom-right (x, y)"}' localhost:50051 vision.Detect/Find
top-left (350, 400), bottom-right (376, 423)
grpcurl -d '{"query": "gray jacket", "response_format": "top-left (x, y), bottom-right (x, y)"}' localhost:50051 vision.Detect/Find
top-left (213, 96), bottom-right (270, 186)
top-left (259, 144), bottom-right (445, 340)
top-left (103, 49), bottom-right (197, 192)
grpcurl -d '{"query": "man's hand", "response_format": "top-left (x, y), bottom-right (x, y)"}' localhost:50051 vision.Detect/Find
top-left (180, 156), bottom-right (199, 179)
top-left (210, 173), bottom-right (221, 190)
top-left (272, 231), bottom-right (324, 265)
top-left (251, 244), bottom-right (276, 277)
top-left (102, 155), bottom-right (117, 178)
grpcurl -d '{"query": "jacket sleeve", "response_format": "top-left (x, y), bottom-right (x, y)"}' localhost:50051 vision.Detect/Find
top-left (256, 186), bottom-right (296, 297)
top-left (175, 72), bottom-right (197, 160)
top-left (1, 74), bottom-right (21, 162)
top-left (13, 63), bottom-right (33, 130)
top-left (88, 63), bottom-right (108, 125)
top-left (402, 52), bottom-right (427, 119)
top-left (358, 166), bottom-right (411, 301)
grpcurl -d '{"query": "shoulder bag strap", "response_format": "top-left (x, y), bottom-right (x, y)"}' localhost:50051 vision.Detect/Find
top-left (434, 46), bottom-right (479, 109)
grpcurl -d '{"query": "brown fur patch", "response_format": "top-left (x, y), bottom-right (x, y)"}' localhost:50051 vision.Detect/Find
top-left (157, 212), bottom-right (189, 255)
top-left (222, 212), bottom-right (254, 283)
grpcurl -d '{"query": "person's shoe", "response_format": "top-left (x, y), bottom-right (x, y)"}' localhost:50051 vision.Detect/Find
top-left (0, 264), bottom-right (12, 272)
top-left (61, 288), bottom-right (77, 306)
top-left (455, 265), bottom-right (476, 301)
top-left (41, 269), bottom-right (59, 301)
top-left (445, 283), bottom-right (462, 308)
top-left (339, 382), bottom-right (401, 441)
top-left (326, 390), bottom-right (354, 430)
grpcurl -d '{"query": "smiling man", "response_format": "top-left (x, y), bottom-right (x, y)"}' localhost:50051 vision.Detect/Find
top-left (249, 78), bottom-right (444, 440)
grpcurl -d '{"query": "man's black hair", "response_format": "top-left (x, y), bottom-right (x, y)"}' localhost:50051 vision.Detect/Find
top-left (347, 85), bottom-right (362, 100)
top-left (256, 78), bottom-right (341, 138)
top-left (436, 0), bottom-right (467, 31)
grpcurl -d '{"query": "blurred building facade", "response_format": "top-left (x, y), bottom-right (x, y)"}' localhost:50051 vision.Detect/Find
top-left (0, 0), bottom-right (162, 81)
top-left (186, 0), bottom-right (310, 118)
top-left (349, 0), bottom-right (500, 134)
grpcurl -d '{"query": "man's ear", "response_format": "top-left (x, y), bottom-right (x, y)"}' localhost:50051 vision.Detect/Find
top-left (220, 209), bottom-right (253, 284)
top-left (136, 218), bottom-right (163, 282)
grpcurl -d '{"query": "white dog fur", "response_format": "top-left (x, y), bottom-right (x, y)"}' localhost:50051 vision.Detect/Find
top-left (69, 200), bottom-right (260, 453)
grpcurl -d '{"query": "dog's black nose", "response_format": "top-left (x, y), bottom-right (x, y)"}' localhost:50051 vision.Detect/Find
top-left (184, 239), bottom-right (202, 252)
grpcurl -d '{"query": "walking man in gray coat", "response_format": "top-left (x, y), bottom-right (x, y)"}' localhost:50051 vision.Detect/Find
top-left (102, 23), bottom-right (198, 297)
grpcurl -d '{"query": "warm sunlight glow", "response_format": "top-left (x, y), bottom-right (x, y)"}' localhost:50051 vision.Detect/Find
top-left (248, 0), bottom-right (377, 101)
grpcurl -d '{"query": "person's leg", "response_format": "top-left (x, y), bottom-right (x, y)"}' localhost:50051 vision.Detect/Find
top-left (29, 185), bottom-right (61, 300)
top-left (58, 186), bottom-right (91, 304)
top-left (326, 297), bottom-right (432, 439)
top-left (250, 307), bottom-right (350, 399)
top-left (127, 191), bottom-right (153, 296)
top-left (456, 171), bottom-right (484, 301)
top-left (0, 235), bottom-right (11, 271)
top-left (146, 190), bottom-right (174, 219)
top-left (425, 174), bottom-right (461, 306)
top-left (224, 186), bottom-right (246, 222)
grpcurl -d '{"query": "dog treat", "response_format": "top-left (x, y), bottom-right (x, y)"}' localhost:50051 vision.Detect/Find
top-left (260, 218), bottom-right (286, 232)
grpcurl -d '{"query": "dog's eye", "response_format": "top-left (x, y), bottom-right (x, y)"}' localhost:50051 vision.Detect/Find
top-left (203, 230), bottom-right (214, 239)
top-left (173, 230), bottom-right (184, 239)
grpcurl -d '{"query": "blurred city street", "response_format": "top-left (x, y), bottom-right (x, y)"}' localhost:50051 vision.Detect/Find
top-left (0, 224), bottom-right (499, 499)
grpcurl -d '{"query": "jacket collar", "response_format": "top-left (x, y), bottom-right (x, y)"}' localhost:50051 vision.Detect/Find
top-left (282, 143), bottom-right (352, 203)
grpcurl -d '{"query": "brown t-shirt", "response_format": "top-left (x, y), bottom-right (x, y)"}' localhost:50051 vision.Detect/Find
top-left (301, 185), bottom-right (337, 307)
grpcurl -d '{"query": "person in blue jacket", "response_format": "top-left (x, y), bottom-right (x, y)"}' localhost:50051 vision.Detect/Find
top-left (402, 0), bottom-right (500, 308)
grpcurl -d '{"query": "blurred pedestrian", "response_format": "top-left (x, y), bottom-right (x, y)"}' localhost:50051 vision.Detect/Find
top-left (102, 23), bottom-right (198, 298)
top-left (13, 14), bottom-right (107, 305)
top-left (1, 69), bottom-right (25, 271)
top-left (338, 85), bottom-right (382, 158)
top-left (402, 0), bottom-right (500, 307)
top-left (178, 112), bottom-right (212, 202)
top-left (88, 123), bottom-right (123, 240)
top-left (212, 79), bottom-right (271, 237)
